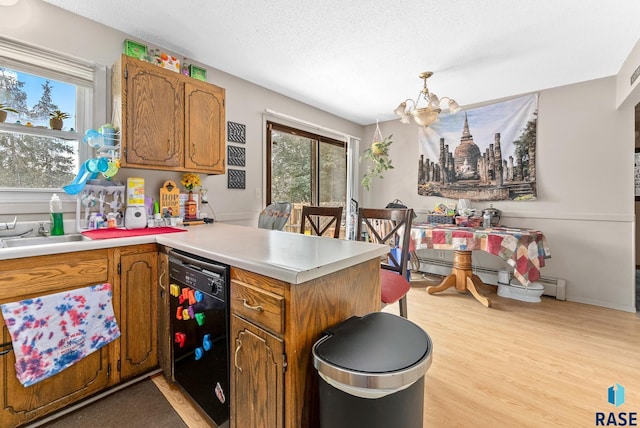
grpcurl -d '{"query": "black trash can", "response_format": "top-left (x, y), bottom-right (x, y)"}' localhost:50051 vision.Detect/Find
top-left (312, 312), bottom-right (433, 428)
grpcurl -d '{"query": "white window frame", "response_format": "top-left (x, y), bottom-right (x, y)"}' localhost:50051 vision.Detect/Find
top-left (0, 36), bottom-right (107, 215)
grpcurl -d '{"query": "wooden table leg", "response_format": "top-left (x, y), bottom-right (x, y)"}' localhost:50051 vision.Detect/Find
top-left (426, 250), bottom-right (492, 307)
top-left (426, 273), bottom-right (456, 293)
top-left (466, 275), bottom-right (491, 308)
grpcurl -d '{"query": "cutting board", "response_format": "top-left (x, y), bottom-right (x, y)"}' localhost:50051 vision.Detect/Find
top-left (81, 226), bottom-right (187, 240)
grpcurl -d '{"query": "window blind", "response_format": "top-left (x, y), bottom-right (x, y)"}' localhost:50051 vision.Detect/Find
top-left (0, 36), bottom-right (94, 87)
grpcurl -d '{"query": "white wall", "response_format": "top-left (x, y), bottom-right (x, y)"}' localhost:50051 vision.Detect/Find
top-left (617, 37), bottom-right (640, 109)
top-left (3, 0), bottom-right (638, 311)
top-left (361, 77), bottom-right (637, 312)
top-left (0, 0), bottom-right (365, 226)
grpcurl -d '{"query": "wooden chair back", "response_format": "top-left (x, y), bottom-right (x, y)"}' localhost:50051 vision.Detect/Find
top-left (357, 207), bottom-right (414, 317)
top-left (299, 206), bottom-right (343, 238)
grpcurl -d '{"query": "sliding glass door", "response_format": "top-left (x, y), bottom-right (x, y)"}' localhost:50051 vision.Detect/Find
top-left (266, 121), bottom-right (347, 232)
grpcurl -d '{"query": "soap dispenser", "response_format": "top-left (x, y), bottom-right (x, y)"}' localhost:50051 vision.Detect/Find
top-left (50, 193), bottom-right (64, 236)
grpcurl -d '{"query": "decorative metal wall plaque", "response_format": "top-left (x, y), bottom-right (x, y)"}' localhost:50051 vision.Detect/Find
top-left (227, 145), bottom-right (246, 167)
top-left (227, 121), bottom-right (246, 144)
top-left (227, 169), bottom-right (246, 189)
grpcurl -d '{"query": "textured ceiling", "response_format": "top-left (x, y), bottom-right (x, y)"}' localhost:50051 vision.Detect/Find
top-left (42, 0), bottom-right (640, 125)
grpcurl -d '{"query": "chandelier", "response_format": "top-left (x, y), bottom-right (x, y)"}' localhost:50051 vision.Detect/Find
top-left (393, 71), bottom-right (461, 127)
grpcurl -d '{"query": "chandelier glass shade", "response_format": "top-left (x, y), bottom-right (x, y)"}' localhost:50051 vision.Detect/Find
top-left (394, 71), bottom-right (461, 127)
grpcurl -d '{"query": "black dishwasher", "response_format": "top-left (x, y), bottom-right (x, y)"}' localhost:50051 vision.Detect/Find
top-left (169, 249), bottom-right (230, 428)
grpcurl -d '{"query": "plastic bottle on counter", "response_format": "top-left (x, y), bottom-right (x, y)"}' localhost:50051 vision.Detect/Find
top-left (88, 213), bottom-right (97, 229)
top-left (107, 212), bottom-right (117, 228)
top-left (49, 193), bottom-right (64, 236)
top-left (482, 211), bottom-right (491, 228)
top-left (95, 213), bottom-right (104, 229)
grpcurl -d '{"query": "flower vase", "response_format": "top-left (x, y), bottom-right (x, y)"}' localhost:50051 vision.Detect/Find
top-left (185, 190), bottom-right (197, 220)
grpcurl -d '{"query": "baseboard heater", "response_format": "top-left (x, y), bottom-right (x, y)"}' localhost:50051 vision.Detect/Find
top-left (415, 256), bottom-right (566, 300)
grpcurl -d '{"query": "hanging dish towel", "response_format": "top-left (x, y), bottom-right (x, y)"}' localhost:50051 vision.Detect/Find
top-left (0, 283), bottom-right (120, 387)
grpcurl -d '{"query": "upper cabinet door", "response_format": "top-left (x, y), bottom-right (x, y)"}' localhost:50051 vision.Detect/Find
top-left (184, 81), bottom-right (226, 174)
top-left (123, 58), bottom-right (184, 169)
top-left (113, 55), bottom-right (226, 174)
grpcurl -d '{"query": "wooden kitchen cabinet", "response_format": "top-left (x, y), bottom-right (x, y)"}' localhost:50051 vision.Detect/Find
top-left (230, 274), bottom-right (286, 428)
top-left (112, 54), bottom-right (226, 174)
top-left (184, 79), bottom-right (226, 173)
top-left (157, 249), bottom-right (172, 380)
top-left (0, 244), bottom-right (160, 427)
top-left (0, 250), bottom-right (113, 428)
top-left (231, 314), bottom-right (285, 428)
top-left (113, 244), bottom-right (159, 380)
top-left (229, 258), bottom-right (380, 428)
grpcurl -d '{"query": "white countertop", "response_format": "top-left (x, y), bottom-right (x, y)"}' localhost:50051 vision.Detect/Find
top-left (0, 223), bottom-right (388, 284)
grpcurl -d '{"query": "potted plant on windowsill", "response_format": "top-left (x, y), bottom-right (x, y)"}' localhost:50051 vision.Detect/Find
top-left (0, 104), bottom-right (18, 124)
top-left (49, 110), bottom-right (70, 130)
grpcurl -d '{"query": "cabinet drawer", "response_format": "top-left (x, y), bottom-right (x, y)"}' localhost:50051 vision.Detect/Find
top-left (231, 280), bottom-right (284, 336)
top-left (0, 250), bottom-right (109, 301)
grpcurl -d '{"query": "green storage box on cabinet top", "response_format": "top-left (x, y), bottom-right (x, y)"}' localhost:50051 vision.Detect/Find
top-left (123, 39), bottom-right (147, 60)
top-left (189, 65), bottom-right (207, 82)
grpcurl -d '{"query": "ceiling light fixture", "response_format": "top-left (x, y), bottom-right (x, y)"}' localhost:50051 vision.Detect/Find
top-left (0, 0), bottom-right (19, 6)
top-left (394, 71), bottom-right (461, 127)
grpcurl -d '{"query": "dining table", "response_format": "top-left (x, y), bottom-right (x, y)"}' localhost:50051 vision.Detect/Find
top-left (408, 223), bottom-right (551, 307)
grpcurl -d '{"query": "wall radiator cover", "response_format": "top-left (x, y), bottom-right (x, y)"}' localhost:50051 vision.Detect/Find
top-left (415, 256), bottom-right (566, 300)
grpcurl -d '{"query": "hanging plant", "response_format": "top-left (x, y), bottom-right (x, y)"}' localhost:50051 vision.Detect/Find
top-left (361, 133), bottom-right (394, 191)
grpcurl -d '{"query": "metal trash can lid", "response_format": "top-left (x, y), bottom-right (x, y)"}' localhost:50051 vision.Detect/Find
top-left (312, 312), bottom-right (432, 390)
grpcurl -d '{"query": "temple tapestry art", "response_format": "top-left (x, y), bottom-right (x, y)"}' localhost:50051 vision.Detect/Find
top-left (418, 94), bottom-right (538, 201)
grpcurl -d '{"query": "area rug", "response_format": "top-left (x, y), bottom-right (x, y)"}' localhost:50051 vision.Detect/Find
top-left (37, 379), bottom-right (187, 428)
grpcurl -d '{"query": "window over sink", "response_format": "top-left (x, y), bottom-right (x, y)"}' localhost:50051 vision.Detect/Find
top-left (0, 37), bottom-right (106, 214)
top-left (0, 67), bottom-right (80, 188)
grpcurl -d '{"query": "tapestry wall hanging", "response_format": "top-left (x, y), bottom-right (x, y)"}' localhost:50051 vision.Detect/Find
top-left (418, 93), bottom-right (538, 201)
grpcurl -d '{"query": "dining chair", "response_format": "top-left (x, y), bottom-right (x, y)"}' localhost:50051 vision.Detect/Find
top-left (357, 207), bottom-right (414, 318)
top-left (299, 206), bottom-right (343, 238)
top-left (258, 202), bottom-right (292, 230)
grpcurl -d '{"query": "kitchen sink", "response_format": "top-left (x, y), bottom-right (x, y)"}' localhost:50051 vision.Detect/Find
top-left (1, 234), bottom-right (88, 248)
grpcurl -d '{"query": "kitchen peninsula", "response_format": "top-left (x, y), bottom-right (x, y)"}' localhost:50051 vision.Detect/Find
top-left (0, 223), bottom-right (388, 428)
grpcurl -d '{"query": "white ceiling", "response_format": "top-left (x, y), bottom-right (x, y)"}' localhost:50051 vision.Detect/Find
top-left (42, 0), bottom-right (640, 125)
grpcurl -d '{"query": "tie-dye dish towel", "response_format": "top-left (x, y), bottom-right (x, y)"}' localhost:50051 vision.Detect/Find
top-left (0, 283), bottom-right (120, 387)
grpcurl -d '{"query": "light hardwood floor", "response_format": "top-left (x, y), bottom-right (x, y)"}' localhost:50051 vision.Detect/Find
top-left (152, 374), bottom-right (212, 428)
top-left (155, 283), bottom-right (640, 428)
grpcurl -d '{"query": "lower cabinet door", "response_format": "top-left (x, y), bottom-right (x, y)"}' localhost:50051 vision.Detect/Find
top-left (119, 249), bottom-right (158, 380)
top-left (230, 314), bottom-right (284, 428)
top-left (0, 323), bottom-right (111, 428)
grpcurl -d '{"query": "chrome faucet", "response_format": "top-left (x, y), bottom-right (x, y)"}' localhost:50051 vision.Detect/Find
top-left (0, 216), bottom-right (17, 230)
top-left (0, 217), bottom-right (33, 238)
top-left (37, 222), bottom-right (49, 237)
